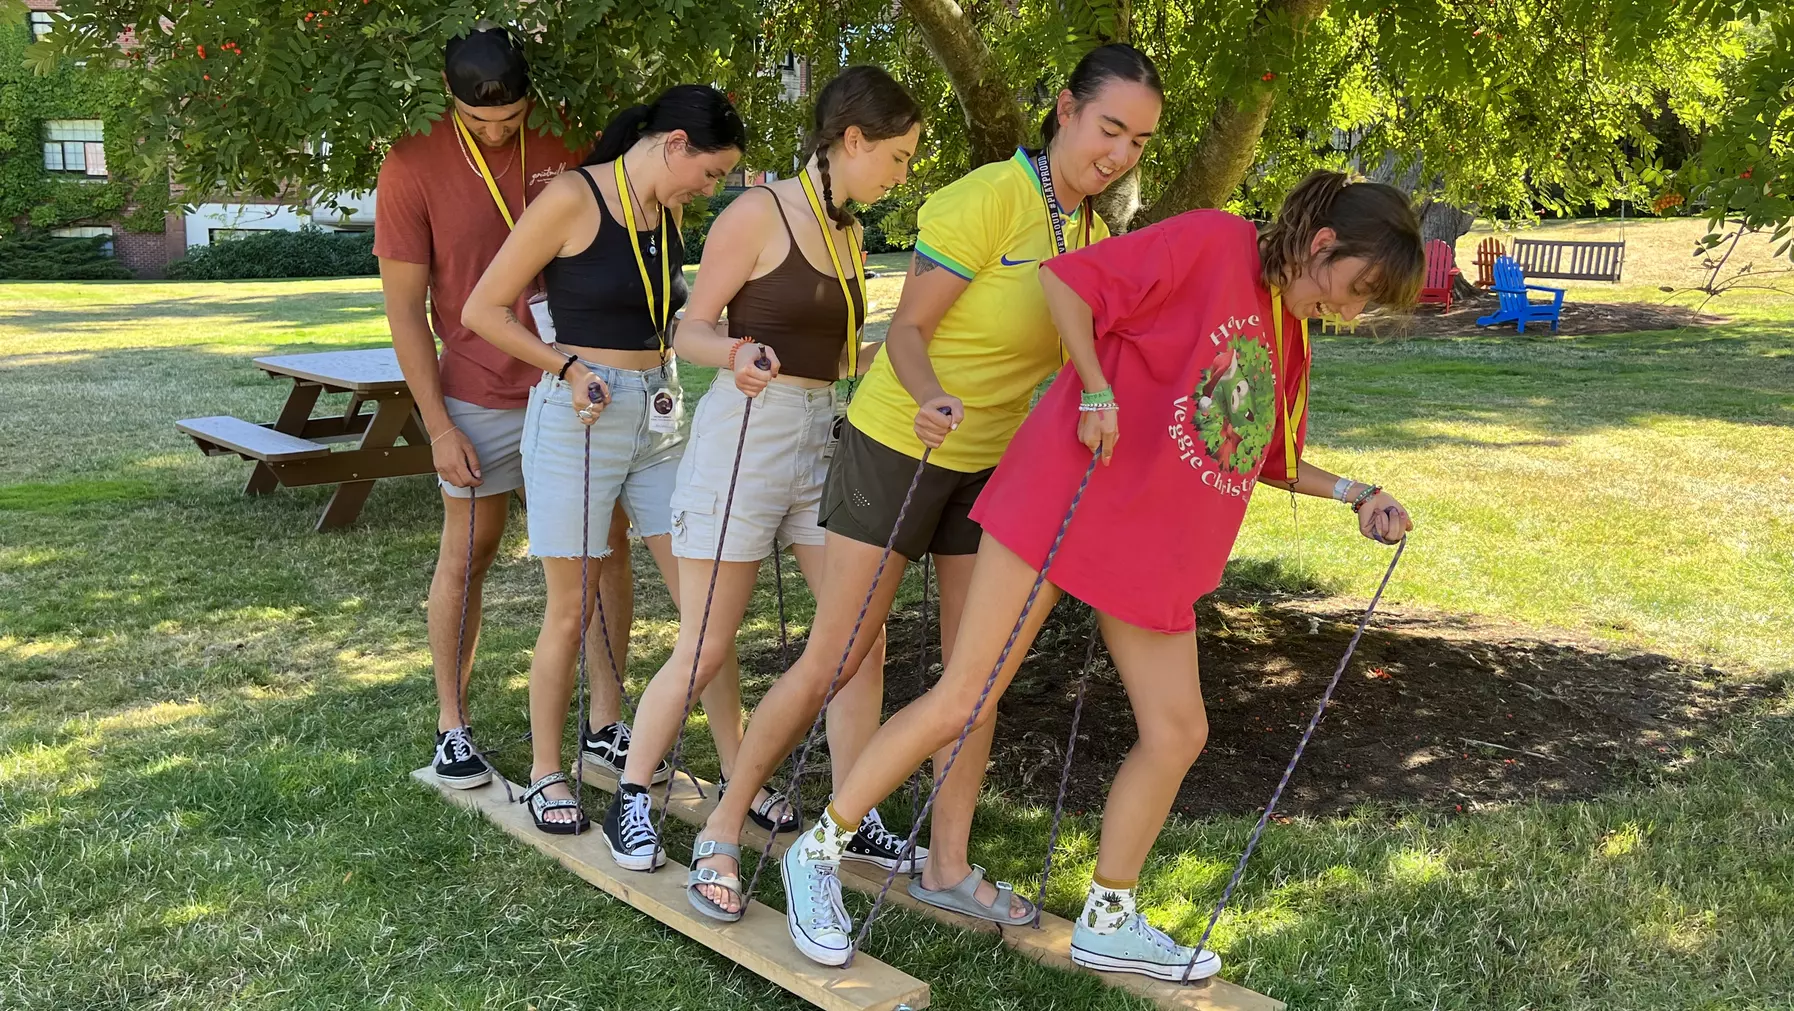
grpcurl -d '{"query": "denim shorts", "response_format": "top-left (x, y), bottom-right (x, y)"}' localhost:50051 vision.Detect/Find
top-left (521, 362), bottom-right (685, 558)
top-left (670, 373), bottom-right (836, 563)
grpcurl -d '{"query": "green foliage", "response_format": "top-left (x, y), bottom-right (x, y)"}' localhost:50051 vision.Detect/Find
top-left (41, 0), bottom-right (761, 208)
top-left (0, 231), bottom-right (134, 279)
top-left (0, 18), bottom-right (164, 234)
top-left (165, 226), bottom-right (375, 279)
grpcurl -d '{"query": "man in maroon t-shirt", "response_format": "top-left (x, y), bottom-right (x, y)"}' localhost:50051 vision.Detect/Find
top-left (375, 25), bottom-right (649, 788)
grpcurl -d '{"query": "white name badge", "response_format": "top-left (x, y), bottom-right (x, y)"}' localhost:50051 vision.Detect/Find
top-left (648, 387), bottom-right (680, 434)
top-left (527, 293), bottom-right (557, 344)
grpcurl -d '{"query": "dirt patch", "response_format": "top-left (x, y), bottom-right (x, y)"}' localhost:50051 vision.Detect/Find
top-left (1345, 289), bottom-right (1725, 338)
top-left (745, 593), bottom-right (1772, 820)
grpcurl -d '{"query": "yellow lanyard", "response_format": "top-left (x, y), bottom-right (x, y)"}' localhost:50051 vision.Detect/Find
top-left (453, 112), bottom-right (526, 230)
top-left (798, 170), bottom-right (866, 378)
top-left (1270, 287), bottom-right (1310, 483)
top-left (614, 158), bottom-right (670, 359)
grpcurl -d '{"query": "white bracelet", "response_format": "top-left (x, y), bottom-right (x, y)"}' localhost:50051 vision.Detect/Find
top-left (430, 426), bottom-right (460, 447)
top-left (1076, 402), bottom-right (1119, 413)
top-left (1332, 476), bottom-right (1354, 502)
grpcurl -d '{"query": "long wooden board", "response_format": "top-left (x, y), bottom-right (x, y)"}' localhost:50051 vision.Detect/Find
top-left (412, 768), bottom-right (930, 1011)
top-left (578, 766), bottom-right (1283, 1011)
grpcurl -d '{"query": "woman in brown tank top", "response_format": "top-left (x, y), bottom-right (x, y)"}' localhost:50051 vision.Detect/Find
top-left (602, 68), bottom-right (925, 912)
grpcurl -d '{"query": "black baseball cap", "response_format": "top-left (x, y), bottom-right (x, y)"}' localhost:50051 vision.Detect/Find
top-left (444, 23), bottom-right (530, 107)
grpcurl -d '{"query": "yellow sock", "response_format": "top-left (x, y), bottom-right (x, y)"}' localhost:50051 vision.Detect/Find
top-left (1092, 870), bottom-right (1138, 891)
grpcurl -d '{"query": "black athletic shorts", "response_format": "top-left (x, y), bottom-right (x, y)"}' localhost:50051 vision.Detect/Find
top-left (818, 420), bottom-right (991, 559)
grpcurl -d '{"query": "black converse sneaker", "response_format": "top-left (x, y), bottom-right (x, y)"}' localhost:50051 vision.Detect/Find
top-left (603, 783), bottom-right (666, 871)
top-left (844, 808), bottom-right (928, 874)
top-left (432, 727), bottom-right (492, 790)
top-left (581, 721), bottom-right (672, 784)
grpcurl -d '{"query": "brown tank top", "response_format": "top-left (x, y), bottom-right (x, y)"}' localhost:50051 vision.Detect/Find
top-left (727, 187), bottom-right (867, 382)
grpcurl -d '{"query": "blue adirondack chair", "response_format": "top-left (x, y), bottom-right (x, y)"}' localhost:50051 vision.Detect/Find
top-left (1475, 255), bottom-right (1565, 333)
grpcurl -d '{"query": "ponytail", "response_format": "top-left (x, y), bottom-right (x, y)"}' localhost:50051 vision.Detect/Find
top-left (583, 85), bottom-right (747, 168)
top-left (1259, 170), bottom-right (1425, 307)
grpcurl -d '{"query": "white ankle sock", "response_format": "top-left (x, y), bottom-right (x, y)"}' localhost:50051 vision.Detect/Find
top-left (1080, 876), bottom-right (1137, 934)
top-left (802, 802), bottom-right (857, 863)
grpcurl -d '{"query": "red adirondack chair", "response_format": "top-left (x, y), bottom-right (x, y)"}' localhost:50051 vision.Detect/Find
top-left (1417, 239), bottom-right (1461, 311)
top-left (1474, 237), bottom-right (1506, 288)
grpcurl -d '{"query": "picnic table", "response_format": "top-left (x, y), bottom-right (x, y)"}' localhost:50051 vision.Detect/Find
top-left (176, 348), bottom-right (433, 531)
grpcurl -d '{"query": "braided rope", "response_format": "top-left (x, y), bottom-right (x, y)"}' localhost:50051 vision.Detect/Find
top-left (1031, 612), bottom-right (1102, 925)
top-left (449, 489), bottom-right (513, 802)
top-left (652, 371), bottom-right (762, 853)
top-left (1179, 537), bottom-right (1407, 981)
top-left (846, 449), bottom-right (1101, 966)
top-left (741, 440), bottom-right (936, 903)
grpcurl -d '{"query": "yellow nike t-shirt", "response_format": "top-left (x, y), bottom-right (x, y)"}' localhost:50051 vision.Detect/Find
top-left (849, 148), bottom-right (1110, 472)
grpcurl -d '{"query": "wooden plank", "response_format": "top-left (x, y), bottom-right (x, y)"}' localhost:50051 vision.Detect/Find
top-left (579, 767), bottom-right (1283, 1011)
top-left (255, 347), bottom-right (409, 393)
top-left (177, 415), bottom-right (333, 462)
top-left (411, 768), bottom-right (930, 1011)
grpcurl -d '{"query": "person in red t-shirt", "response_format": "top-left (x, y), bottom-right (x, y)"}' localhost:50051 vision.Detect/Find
top-left (782, 171), bottom-right (1423, 982)
top-left (375, 25), bottom-right (660, 793)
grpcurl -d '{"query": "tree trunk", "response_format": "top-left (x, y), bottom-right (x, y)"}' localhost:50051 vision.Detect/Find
top-left (1133, 0), bottom-right (1331, 225)
top-left (902, 0), bottom-right (1026, 167)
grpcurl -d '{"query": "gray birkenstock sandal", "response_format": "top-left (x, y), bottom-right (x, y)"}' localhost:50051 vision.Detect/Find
top-left (687, 836), bottom-right (745, 923)
top-left (907, 864), bottom-right (1035, 925)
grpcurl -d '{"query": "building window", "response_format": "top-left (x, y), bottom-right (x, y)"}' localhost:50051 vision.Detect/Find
top-left (50, 226), bottom-right (115, 255)
top-left (30, 12), bottom-right (55, 39)
top-left (42, 120), bottom-right (107, 176)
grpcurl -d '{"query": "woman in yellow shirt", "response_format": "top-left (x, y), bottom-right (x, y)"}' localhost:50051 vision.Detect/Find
top-left (688, 45), bottom-right (1165, 961)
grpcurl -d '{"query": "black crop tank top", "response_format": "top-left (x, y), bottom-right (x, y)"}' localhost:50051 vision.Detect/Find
top-left (542, 167), bottom-right (688, 352)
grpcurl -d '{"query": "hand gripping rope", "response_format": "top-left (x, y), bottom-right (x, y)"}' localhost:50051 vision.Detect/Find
top-left (846, 448), bottom-right (1104, 967)
top-left (741, 408), bottom-right (952, 902)
top-left (650, 354), bottom-right (772, 859)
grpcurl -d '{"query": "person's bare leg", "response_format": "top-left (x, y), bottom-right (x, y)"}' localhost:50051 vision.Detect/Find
top-left (631, 533), bottom-right (746, 765)
top-left (790, 542), bottom-right (887, 795)
top-left (527, 555), bottom-right (605, 823)
top-left (431, 490), bottom-right (510, 732)
top-left (829, 535), bottom-right (1057, 835)
top-left (1091, 616), bottom-right (1208, 883)
top-left (585, 502), bottom-right (633, 729)
top-left (911, 550), bottom-right (1025, 915)
top-left (619, 556), bottom-right (760, 789)
top-left (693, 532), bottom-right (908, 912)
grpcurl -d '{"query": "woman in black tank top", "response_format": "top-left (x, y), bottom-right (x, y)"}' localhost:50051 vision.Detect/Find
top-left (606, 67), bottom-right (926, 921)
top-left (464, 86), bottom-right (746, 836)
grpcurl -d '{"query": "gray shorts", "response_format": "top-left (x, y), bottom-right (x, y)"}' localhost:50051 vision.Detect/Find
top-left (670, 373), bottom-right (835, 563)
top-left (440, 397), bottom-right (526, 499)
top-left (520, 363), bottom-right (685, 558)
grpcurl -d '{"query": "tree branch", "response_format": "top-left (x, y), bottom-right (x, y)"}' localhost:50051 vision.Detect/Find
top-left (902, 0), bottom-right (1027, 167)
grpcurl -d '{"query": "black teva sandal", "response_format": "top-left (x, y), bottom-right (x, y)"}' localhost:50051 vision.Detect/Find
top-left (520, 772), bottom-right (590, 835)
top-left (719, 776), bottom-right (800, 834)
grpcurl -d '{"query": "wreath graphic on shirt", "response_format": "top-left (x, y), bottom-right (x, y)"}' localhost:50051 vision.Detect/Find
top-left (1191, 337), bottom-right (1277, 475)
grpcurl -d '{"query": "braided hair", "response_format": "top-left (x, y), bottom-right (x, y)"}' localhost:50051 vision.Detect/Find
top-left (800, 66), bottom-right (922, 229)
top-left (1259, 170), bottom-right (1425, 307)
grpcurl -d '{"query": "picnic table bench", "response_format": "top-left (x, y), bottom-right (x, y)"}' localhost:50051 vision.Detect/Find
top-left (176, 348), bottom-right (432, 531)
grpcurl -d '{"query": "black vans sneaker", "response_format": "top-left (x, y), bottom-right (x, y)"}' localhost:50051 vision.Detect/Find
top-left (603, 783), bottom-right (666, 871)
top-left (844, 808), bottom-right (928, 874)
top-left (432, 727), bottom-right (492, 790)
top-left (581, 721), bottom-right (673, 784)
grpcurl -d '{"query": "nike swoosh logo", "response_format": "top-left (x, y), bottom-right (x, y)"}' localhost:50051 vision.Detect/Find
top-left (999, 254), bottom-right (1038, 266)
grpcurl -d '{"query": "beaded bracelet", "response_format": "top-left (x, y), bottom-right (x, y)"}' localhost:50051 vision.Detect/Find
top-left (1077, 401), bottom-right (1119, 414)
top-left (726, 337), bottom-right (754, 371)
top-left (1350, 484), bottom-right (1383, 513)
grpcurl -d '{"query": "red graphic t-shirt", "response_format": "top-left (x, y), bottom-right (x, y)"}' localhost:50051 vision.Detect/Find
top-left (969, 210), bottom-right (1310, 634)
top-left (373, 107), bottom-right (584, 409)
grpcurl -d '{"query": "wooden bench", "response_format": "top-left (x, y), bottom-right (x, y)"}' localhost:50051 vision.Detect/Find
top-left (1510, 238), bottom-right (1625, 282)
top-left (177, 415), bottom-right (334, 463)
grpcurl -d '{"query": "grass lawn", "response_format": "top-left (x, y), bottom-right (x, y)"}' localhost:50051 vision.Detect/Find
top-left (2, 255), bottom-right (1791, 1010)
